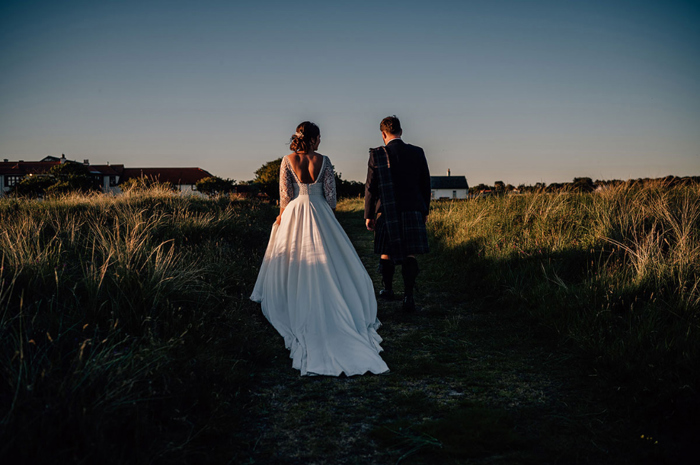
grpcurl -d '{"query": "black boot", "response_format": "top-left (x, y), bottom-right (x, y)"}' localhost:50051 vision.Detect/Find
top-left (401, 257), bottom-right (419, 311)
top-left (378, 259), bottom-right (395, 300)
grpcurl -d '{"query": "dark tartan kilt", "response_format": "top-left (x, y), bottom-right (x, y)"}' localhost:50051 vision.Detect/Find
top-left (374, 211), bottom-right (430, 256)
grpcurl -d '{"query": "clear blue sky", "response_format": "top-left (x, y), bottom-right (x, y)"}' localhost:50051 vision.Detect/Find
top-left (1, 0), bottom-right (698, 185)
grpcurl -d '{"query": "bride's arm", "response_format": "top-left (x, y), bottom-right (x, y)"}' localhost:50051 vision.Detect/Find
top-left (277, 157), bottom-right (293, 224)
top-left (322, 157), bottom-right (337, 212)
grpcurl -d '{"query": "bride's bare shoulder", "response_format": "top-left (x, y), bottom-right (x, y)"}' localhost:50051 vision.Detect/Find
top-left (316, 153), bottom-right (330, 166)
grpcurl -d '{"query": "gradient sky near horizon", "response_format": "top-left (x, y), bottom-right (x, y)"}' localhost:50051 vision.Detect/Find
top-left (1, 0), bottom-right (699, 185)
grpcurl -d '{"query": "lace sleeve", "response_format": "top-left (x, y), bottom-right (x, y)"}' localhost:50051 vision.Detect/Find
top-left (279, 157), bottom-right (294, 208)
top-left (322, 156), bottom-right (337, 209)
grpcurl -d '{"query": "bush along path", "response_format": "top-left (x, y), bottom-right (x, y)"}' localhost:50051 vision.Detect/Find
top-left (237, 200), bottom-right (690, 465)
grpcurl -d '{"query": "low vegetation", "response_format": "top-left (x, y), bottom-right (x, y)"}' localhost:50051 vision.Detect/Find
top-left (1, 182), bottom-right (696, 463)
top-left (427, 181), bottom-right (699, 397)
top-left (0, 188), bottom-right (276, 462)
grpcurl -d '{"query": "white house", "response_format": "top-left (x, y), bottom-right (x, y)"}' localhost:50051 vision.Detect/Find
top-left (431, 169), bottom-right (469, 199)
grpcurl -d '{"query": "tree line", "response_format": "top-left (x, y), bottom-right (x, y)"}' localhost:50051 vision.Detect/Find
top-left (472, 175), bottom-right (700, 195)
top-left (8, 158), bottom-right (697, 199)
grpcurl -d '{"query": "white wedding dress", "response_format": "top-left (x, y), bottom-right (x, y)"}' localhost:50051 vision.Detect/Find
top-left (250, 155), bottom-right (389, 376)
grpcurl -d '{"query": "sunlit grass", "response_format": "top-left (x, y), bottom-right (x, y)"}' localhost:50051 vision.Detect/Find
top-left (0, 188), bottom-right (277, 463)
top-left (2, 184), bottom-right (697, 463)
top-left (424, 181), bottom-right (699, 393)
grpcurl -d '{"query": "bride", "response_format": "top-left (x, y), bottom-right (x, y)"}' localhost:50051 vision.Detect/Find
top-left (250, 121), bottom-right (389, 376)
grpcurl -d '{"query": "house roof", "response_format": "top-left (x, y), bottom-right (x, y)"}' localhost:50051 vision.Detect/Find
top-left (430, 176), bottom-right (468, 189)
top-left (1, 159), bottom-right (211, 185)
top-left (0, 161), bottom-right (60, 175)
top-left (121, 167), bottom-right (212, 185)
top-left (89, 165), bottom-right (121, 176)
top-left (1, 161), bottom-right (129, 177)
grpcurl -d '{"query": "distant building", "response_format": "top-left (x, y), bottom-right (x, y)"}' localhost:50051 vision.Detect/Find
top-left (121, 167), bottom-right (213, 193)
top-left (0, 155), bottom-right (212, 196)
top-left (0, 158), bottom-right (57, 194)
top-left (430, 169), bottom-right (469, 199)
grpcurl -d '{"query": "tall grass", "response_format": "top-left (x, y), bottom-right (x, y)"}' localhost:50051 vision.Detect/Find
top-left (0, 189), bottom-right (277, 463)
top-left (3, 183), bottom-right (697, 461)
top-left (427, 182), bottom-right (699, 398)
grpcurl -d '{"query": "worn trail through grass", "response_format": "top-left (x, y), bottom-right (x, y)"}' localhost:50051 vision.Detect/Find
top-left (238, 207), bottom-right (656, 465)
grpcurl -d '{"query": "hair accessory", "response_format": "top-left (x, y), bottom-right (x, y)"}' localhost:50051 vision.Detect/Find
top-left (294, 132), bottom-right (303, 139)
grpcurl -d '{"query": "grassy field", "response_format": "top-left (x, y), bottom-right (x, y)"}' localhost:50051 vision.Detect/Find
top-left (0, 188), bottom-right (277, 463)
top-left (426, 182), bottom-right (699, 399)
top-left (418, 182), bottom-right (699, 463)
top-left (1, 184), bottom-right (698, 463)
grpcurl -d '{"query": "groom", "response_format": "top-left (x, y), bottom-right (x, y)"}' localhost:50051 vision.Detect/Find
top-left (365, 115), bottom-right (431, 312)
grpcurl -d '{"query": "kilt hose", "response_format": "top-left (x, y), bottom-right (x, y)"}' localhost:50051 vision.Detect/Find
top-left (374, 211), bottom-right (429, 256)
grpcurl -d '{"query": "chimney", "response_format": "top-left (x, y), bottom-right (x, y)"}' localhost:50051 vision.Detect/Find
top-left (83, 159), bottom-right (89, 165)
top-left (60, 154), bottom-right (67, 164)
top-left (447, 169), bottom-right (451, 176)
top-left (3, 159), bottom-right (7, 162)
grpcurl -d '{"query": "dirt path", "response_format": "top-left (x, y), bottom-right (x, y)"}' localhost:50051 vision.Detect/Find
top-left (237, 208), bottom-right (642, 464)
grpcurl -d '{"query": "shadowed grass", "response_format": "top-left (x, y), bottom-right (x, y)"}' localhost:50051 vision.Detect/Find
top-left (418, 182), bottom-right (699, 461)
top-left (371, 401), bottom-right (524, 463)
top-left (2, 184), bottom-right (696, 464)
top-left (425, 182), bottom-right (700, 395)
top-left (332, 192), bottom-right (697, 463)
top-left (0, 189), bottom-right (279, 463)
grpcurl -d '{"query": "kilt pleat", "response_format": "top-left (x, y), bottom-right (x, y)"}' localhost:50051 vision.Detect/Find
top-left (374, 211), bottom-right (429, 256)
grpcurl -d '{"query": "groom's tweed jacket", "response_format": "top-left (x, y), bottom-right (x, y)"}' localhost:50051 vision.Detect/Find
top-left (365, 139), bottom-right (431, 256)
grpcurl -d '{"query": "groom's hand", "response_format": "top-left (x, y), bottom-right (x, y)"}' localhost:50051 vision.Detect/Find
top-left (366, 219), bottom-right (375, 231)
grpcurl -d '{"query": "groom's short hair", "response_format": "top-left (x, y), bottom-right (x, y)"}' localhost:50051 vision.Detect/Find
top-left (380, 115), bottom-right (402, 135)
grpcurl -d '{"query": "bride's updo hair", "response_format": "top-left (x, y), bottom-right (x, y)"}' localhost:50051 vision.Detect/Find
top-left (289, 121), bottom-right (320, 153)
